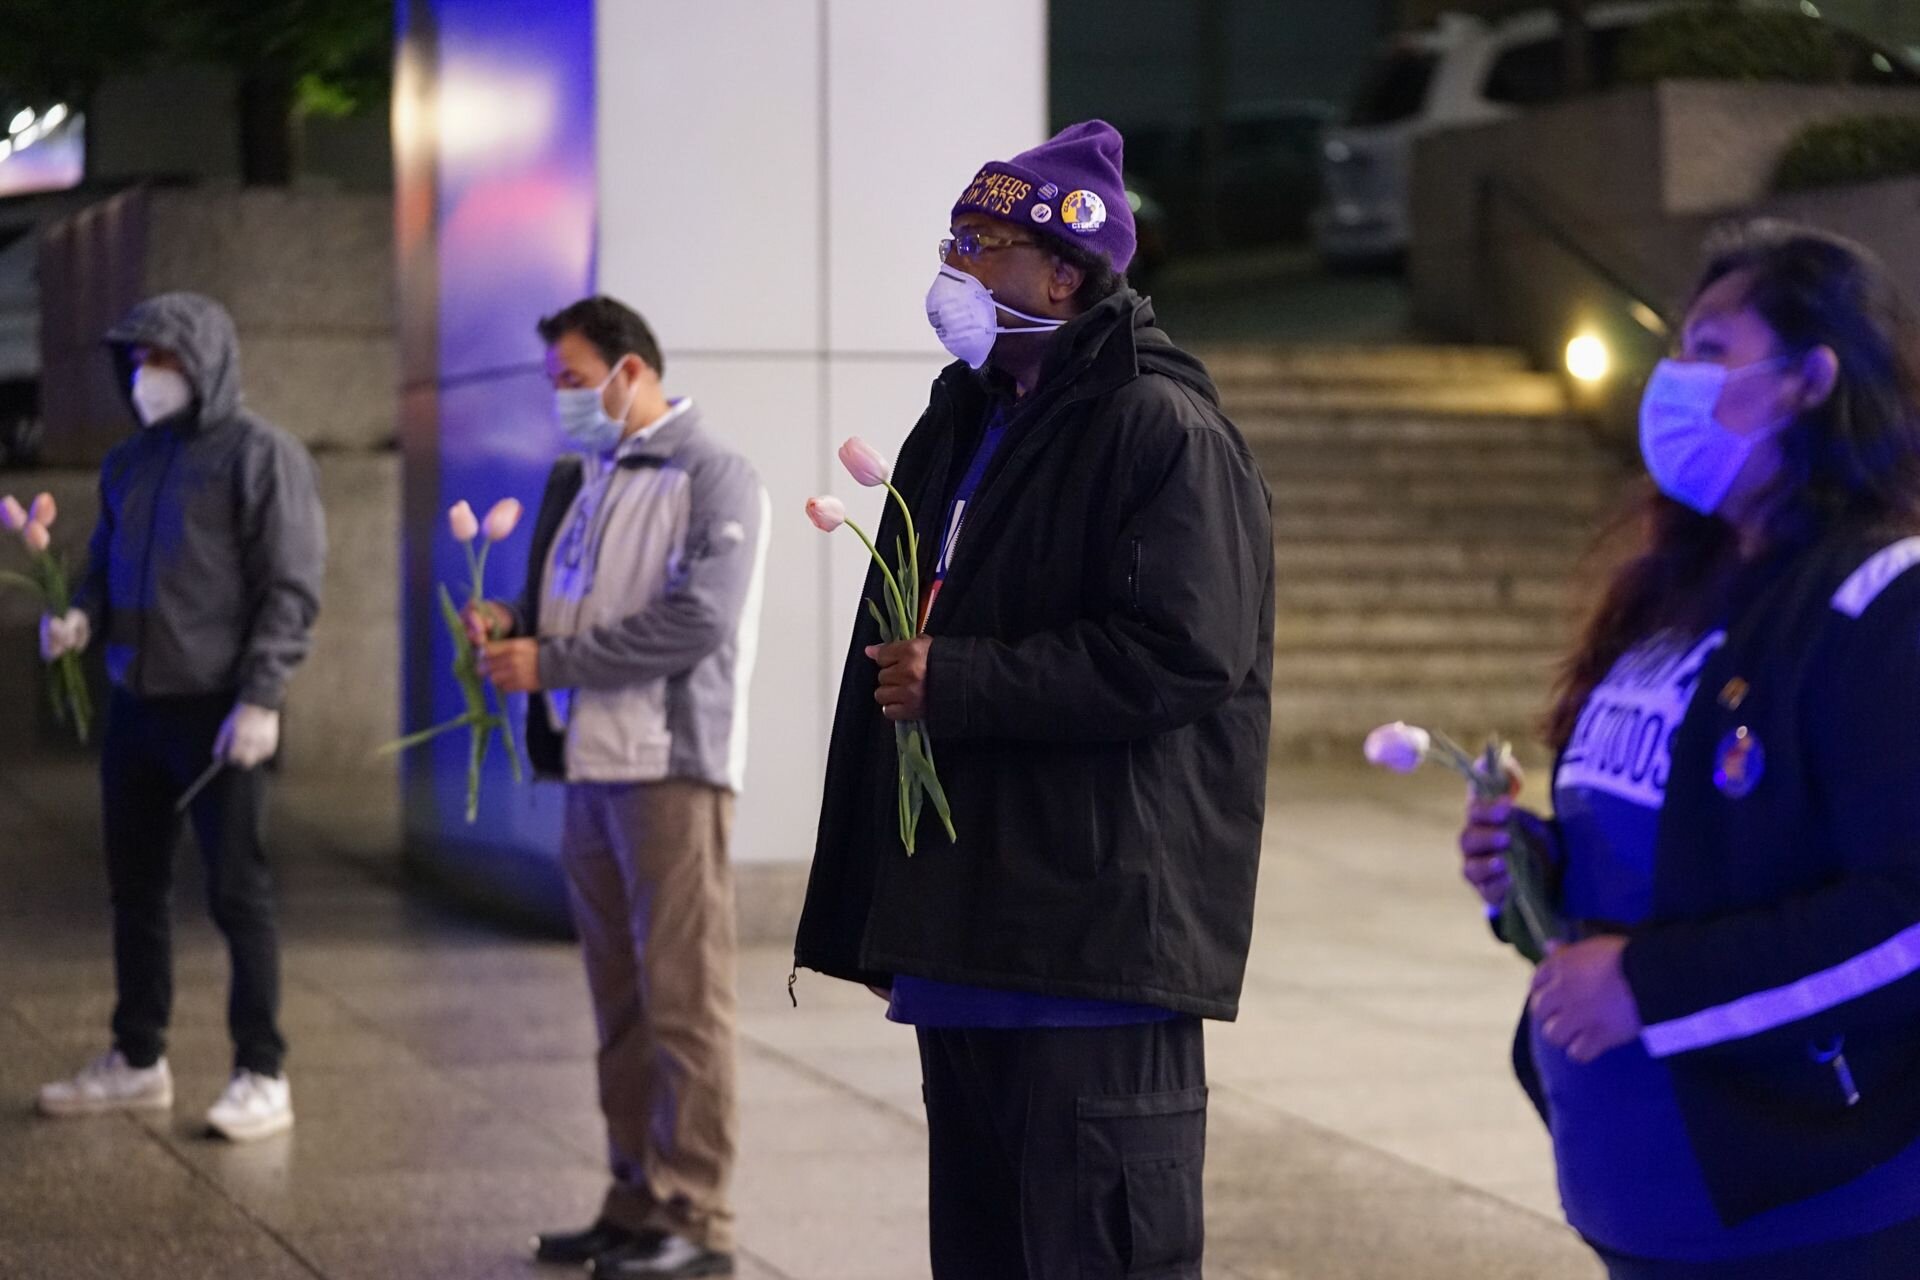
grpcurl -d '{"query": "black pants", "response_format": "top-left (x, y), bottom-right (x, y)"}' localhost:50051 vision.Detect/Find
top-left (918, 1017), bottom-right (1207, 1280)
top-left (102, 690), bottom-right (285, 1076)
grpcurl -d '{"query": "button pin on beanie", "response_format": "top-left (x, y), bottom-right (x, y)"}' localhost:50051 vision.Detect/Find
top-left (1062, 190), bottom-right (1107, 234)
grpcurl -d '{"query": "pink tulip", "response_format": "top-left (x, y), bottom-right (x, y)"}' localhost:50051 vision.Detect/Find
top-left (22, 521), bottom-right (49, 554)
top-left (28, 493), bottom-right (55, 528)
top-left (805, 496), bottom-right (847, 532)
top-left (0, 496), bottom-right (24, 532)
top-left (838, 437), bottom-right (893, 488)
top-left (482, 498), bottom-right (523, 542)
top-left (447, 501), bottom-right (479, 543)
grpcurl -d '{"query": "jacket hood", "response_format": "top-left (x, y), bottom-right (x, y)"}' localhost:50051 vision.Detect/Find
top-left (946, 289), bottom-right (1221, 411)
top-left (105, 292), bottom-right (244, 426)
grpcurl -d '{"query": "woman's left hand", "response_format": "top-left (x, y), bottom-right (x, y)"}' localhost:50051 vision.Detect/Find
top-left (1530, 935), bottom-right (1642, 1064)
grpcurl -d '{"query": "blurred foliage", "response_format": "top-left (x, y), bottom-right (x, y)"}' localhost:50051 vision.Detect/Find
top-left (1619, 8), bottom-right (1850, 84)
top-left (0, 0), bottom-right (392, 115)
top-left (1774, 114), bottom-right (1920, 190)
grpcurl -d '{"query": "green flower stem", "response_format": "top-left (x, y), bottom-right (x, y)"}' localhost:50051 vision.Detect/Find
top-left (882, 483), bottom-right (920, 627)
top-left (842, 517), bottom-right (913, 640)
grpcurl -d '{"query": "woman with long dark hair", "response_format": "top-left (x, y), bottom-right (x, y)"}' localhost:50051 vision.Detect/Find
top-left (1460, 220), bottom-right (1920, 1277)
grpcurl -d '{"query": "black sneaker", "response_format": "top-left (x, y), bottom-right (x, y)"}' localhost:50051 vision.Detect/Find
top-left (590, 1235), bottom-right (734, 1279)
top-left (532, 1221), bottom-right (657, 1266)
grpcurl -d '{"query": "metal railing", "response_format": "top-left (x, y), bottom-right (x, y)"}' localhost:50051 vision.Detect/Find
top-left (1473, 171), bottom-right (1675, 355)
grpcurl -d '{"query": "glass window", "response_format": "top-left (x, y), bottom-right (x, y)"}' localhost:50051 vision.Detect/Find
top-left (1347, 50), bottom-right (1439, 126)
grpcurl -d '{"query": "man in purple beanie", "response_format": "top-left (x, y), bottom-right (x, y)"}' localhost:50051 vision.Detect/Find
top-left (795, 120), bottom-right (1275, 1277)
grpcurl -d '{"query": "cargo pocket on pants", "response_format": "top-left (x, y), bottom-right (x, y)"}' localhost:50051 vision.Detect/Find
top-left (1077, 1086), bottom-right (1207, 1278)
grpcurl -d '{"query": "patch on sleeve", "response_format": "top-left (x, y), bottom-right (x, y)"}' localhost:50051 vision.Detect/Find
top-left (1832, 536), bottom-right (1920, 618)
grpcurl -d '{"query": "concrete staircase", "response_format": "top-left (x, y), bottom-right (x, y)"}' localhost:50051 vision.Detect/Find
top-left (1200, 344), bottom-right (1631, 761)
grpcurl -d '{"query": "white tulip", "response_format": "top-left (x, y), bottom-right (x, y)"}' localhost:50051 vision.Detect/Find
top-left (1363, 722), bottom-right (1432, 773)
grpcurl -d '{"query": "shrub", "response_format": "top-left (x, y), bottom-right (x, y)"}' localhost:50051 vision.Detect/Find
top-left (1619, 8), bottom-right (1847, 85)
top-left (1773, 114), bottom-right (1920, 191)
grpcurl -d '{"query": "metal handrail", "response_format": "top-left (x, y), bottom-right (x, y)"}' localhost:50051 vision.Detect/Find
top-left (1474, 171), bottom-right (1675, 345)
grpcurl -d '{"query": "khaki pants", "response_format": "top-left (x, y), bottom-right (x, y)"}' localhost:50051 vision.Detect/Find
top-left (561, 779), bottom-right (738, 1252)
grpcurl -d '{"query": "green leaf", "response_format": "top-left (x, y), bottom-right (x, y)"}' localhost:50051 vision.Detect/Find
top-left (901, 730), bottom-right (957, 842)
top-left (0, 570), bottom-right (40, 596)
top-left (374, 711), bottom-right (479, 756)
top-left (866, 597), bottom-right (897, 644)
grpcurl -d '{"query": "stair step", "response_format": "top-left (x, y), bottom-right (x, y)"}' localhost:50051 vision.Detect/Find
top-left (1276, 574), bottom-right (1570, 613)
top-left (1223, 375), bottom-right (1567, 418)
top-left (1255, 441), bottom-right (1621, 479)
top-left (1269, 476), bottom-right (1619, 513)
top-left (1199, 343), bottom-right (1533, 385)
top-left (1273, 648), bottom-right (1560, 685)
top-left (1274, 540), bottom-right (1594, 578)
top-left (1276, 609), bottom-right (1569, 648)
top-left (1271, 508), bottom-right (1602, 542)
top-left (1238, 413), bottom-right (1599, 449)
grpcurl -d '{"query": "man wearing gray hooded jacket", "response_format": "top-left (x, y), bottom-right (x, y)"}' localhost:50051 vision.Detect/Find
top-left (34, 292), bottom-right (326, 1143)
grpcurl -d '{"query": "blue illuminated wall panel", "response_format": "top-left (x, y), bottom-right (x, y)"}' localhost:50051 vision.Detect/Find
top-left (395, 0), bottom-right (595, 927)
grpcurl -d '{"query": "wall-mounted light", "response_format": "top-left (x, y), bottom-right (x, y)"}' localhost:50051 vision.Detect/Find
top-left (1566, 332), bottom-right (1610, 384)
top-left (8, 108), bottom-right (34, 136)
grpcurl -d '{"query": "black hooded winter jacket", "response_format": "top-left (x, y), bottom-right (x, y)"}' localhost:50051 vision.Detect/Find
top-left (793, 290), bottom-right (1275, 1019)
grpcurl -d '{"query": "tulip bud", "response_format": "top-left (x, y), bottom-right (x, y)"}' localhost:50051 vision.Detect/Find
top-left (0, 496), bottom-right (24, 533)
top-left (837, 437), bottom-right (893, 488)
top-left (482, 498), bottom-right (523, 542)
top-left (22, 521), bottom-right (50, 554)
top-left (1363, 722), bottom-right (1431, 774)
top-left (28, 493), bottom-right (55, 528)
top-left (448, 501), bottom-right (479, 543)
top-left (805, 496), bottom-right (847, 533)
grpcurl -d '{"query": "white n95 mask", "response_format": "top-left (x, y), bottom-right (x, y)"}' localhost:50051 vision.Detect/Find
top-left (131, 366), bottom-right (193, 426)
top-left (925, 265), bottom-right (1064, 370)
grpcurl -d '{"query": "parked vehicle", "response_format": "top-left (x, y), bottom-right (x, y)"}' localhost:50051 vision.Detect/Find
top-left (1312, 3), bottom-right (1920, 266)
top-left (1122, 100), bottom-right (1337, 255)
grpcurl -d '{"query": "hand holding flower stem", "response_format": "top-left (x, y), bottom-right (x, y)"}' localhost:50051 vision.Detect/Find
top-left (1, 492), bottom-right (92, 743)
top-left (807, 438), bottom-right (957, 853)
top-left (378, 498), bottom-right (526, 822)
top-left (1364, 721), bottom-right (1564, 962)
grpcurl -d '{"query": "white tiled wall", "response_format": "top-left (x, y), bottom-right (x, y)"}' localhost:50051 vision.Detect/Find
top-left (596, 0), bottom-right (1045, 863)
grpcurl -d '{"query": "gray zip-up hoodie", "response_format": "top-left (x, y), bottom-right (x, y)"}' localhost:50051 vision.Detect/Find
top-left (508, 402), bottom-right (769, 789)
top-left (74, 292), bottom-right (326, 709)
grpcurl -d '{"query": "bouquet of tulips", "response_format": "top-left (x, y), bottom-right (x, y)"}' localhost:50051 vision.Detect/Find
top-left (0, 493), bottom-right (91, 743)
top-left (378, 498), bottom-right (524, 822)
top-left (1364, 721), bottom-right (1566, 964)
top-left (807, 437), bottom-right (956, 854)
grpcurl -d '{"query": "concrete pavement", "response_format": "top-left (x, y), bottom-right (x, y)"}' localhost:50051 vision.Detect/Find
top-left (0, 757), bottom-right (1602, 1279)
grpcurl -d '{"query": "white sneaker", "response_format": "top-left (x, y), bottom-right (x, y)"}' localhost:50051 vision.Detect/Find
top-left (205, 1070), bottom-right (294, 1142)
top-left (36, 1051), bottom-right (174, 1117)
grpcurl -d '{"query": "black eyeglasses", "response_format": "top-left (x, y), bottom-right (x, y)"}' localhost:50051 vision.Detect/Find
top-left (939, 230), bottom-right (1043, 262)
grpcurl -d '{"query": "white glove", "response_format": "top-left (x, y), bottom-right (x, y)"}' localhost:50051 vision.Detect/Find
top-left (215, 703), bottom-right (281, 769)
top-left (39, 609), bottom-right (89, 662)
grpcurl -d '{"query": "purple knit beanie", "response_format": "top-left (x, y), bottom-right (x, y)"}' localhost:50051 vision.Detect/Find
top-left (951, 120), bottom-right (1136, 273)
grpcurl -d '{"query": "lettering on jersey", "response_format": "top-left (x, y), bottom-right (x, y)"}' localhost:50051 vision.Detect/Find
top-left (1559, 630), bottom-right (1725, 810)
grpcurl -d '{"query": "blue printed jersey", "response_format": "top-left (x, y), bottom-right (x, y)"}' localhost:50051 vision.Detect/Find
top-left (1546, 630), bottom-right (1920, 1262)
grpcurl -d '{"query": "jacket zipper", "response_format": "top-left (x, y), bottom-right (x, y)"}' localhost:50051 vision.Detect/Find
top-left (1128, 537), bottom-right (1143, 614)
top-left (1812, 1035), bottom-right (1861, 1107)
top-left (132, 431), bottom-right (184, 696)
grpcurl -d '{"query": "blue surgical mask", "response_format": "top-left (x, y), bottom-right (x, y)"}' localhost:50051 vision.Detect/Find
top-left (1638, 356), bottom-right (1797, 515)
top-left (554, 364), bottom-right (638, 452)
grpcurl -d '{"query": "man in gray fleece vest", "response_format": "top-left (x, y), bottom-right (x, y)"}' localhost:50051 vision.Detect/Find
top-left (35, 292), bottom-right (325, 1144)
top-left (467, 296), bottom-right (767, 1280)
